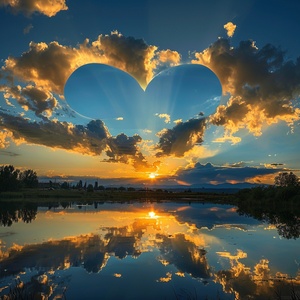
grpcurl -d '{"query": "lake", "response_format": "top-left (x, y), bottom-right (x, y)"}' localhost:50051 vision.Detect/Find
top-left (0, 201), bottom-right (299, 299)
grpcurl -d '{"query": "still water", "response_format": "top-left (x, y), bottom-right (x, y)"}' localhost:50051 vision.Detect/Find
top-left (0, 201), bottom-right (299, 299)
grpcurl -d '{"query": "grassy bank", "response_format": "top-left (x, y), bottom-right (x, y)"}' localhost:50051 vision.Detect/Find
top-left (0, 188), bottom-right (233, 203)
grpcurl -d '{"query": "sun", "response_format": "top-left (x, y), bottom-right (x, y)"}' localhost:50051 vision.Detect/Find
top-left (149, 173), bottom-right (157, 179)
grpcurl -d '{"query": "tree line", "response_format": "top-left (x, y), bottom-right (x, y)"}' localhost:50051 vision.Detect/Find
top-left (0, 165), bottom-right (38, 192)
top-left (236, 171), bottom-right (300, 202)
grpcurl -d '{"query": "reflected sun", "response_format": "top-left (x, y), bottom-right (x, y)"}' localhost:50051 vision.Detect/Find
top-left (148, 211), bottom-right (156, 218)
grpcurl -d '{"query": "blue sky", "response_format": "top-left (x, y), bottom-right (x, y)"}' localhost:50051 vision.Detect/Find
top-left (0, 0), bottom-right (299, 186)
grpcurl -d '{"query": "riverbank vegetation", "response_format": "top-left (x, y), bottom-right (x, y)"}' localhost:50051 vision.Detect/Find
top-left (0, 165), bottom-right (299, 207)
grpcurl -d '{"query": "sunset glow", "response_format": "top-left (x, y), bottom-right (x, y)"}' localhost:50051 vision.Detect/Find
top-left (0, 0), bottom-right (299, 188)
top-left (149, 173), bottom-right (157, 179)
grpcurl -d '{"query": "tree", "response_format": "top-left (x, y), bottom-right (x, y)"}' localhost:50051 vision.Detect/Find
top-left (274, 172), bottom-right (299, 187)
top-left (76, 180), bottom-right (83, 189)
top-left (61, 181), bottom-right (69, 189)
top-left (20, 169), bottom-right (38, 188)
top-left (0, 165), bottom-right (21, 192)
top-left (87, 184), bottom-right (94, 192)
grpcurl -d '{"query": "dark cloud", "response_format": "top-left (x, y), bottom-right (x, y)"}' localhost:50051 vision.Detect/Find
top-left (156, 233), bottom-right (210, 279)
top-left (21, 85), bottom-right (58, 116)
top-left (156, 117), bottom-right (206, 157)
top-left (0, 149), bottom-right (19, 156)
top-left (92, 32), bottom-right (157, 89)
top-left (176, 162), bottom-right (281, 185)
top-left (0, 113), bottom-right (109, 155)
top-left (193, 38), bottom-right (300, 136)
top-left (0, 109), bottom-right (158, 171)
top-left (105, 133), bottom-right (158, 172)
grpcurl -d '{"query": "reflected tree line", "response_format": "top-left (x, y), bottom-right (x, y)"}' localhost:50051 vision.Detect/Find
top-left (0, 202), bottom-right (38, 227)
top-left (0, 171), bottom-right (300, 239)
top-left (0, 198), bottom-right (299, 240)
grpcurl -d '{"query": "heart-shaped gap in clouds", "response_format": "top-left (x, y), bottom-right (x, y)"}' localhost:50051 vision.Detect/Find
top-left (64, 63), bottom-right (222, 138)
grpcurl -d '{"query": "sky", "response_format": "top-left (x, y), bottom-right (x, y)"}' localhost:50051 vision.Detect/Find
top-left (0, 0), bottom-right (300, 186)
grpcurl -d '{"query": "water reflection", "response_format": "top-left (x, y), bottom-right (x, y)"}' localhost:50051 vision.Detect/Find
top-left (215, 250), bottom-right (300, 300)
top-left (0, 201), bottom-right (299, 299)
top-left (237, 200), bottom-right (300, 239)
top-left (0, 202), bottom-right (37, 226)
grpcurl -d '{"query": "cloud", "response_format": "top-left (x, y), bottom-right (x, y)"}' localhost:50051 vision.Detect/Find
top-left (155, 113), bottom-right (171, 123)
top-left (0, 114), bottom-right (109, 155)
top-left (105, 133), bottom-right (158, 172)
top-left (0, 31), bottom-right (183, 172)
top-left (1, 31), bottom-right (180, 96)
top-left (224, 22), bottom-right (237, 38)
top-left (0, 149), bottom-right (19, 156)
top-left (215, 251), bottom-right (300, 300)
top-left (176, 162), bottom-right (282, 185)
top-left (192, 38), bottom-right (300, 138)
top-left (0, 0), bottom-right (68, 17)
top-left (91, 31), bottom-right (159, 89)
top-left (0, 129), bottom-right (12, 148)
top-left (23, 24), bottom-right (33, 34)
top-left (156, 233), bottom-right (210, 279)
top-left (1, 84), bottom-right (53, 116)
top-left (156, 118), bottom-right (206, 157)
top-left (156, 49), bottom-right (181, 72)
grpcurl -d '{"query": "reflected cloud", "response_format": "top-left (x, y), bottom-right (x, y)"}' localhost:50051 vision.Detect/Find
top-left (0, 202), bottom-right (299, 299)
top-left (156, 233), bottom-right (210, 279)
top-left (157, 272), bottom-right (172, 283)
top-left (215, 250), bottom-right (300, 300)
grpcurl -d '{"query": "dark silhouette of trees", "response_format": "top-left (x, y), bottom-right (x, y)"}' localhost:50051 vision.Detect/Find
top-left (87, 184), bottom-right (94, 192)
top-left (19, 169), bottom-right (38, 188)
top-left (274, 172), bottom-right (299, 187)
top-left (0, 165), bottom-right (39, 192)
top-left (60, 181), bottom-right (70, 189)
top-left (0, 165), bottom-right (21, 192)
top-left (76, 180), bottom-right (83, 189)
top-left (0, 202), bottom-right (37, 226)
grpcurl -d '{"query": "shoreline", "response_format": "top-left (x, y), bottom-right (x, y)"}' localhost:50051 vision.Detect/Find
top-left (0, 189), bottom-right (234, 203)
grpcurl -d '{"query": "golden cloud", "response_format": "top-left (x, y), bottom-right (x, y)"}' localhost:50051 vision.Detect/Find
top-left (192, 38), bottom-right (300, 139)
top-left (0, 0), bottom-right (68, 17)
top-left (224, 22), bottom-right (237, 38)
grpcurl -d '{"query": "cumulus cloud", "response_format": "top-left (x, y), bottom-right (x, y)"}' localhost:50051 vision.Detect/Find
top-left (155, 113), bottom-right (171, 123)
top-left (1, 84), bottom-right (58, 117)
top-left (0, 0), bottom-right (68, 17)
top-left (215, 252), bottom-right (300, 300)
top-left (224, 22), bottom-right (237, 37)
top-left (192, 38), bottom-right (300, 138)
top-left (1, 31), bottom-right (180, 96)
top-left (91, 31), bottom-right (158, 89)
top-left (176, 162), bottom-right (282, 185)
top-left (156, 118), bottom-right (206, 157)
top-left (156, 233), bottom-right (210, 279)
top-left (156, 49), bottom-right (181, 71)
top-left (0, 113), bottom-right (109, 155)
top-left (105, 133), bottom-right (158, 172)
